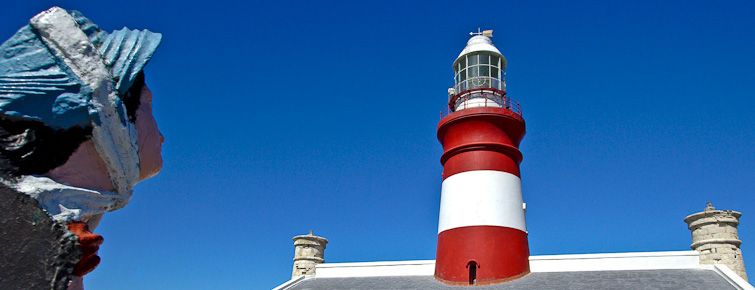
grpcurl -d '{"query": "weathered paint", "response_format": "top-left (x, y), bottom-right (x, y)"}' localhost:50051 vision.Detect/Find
top-left (5, 175), bottom-right (125, 223)
top-left (0, 7), bottom-right (163, 287)
top-left (0, 9), bottom-right (161, 131)
top-left (66, 222), bottom-right (103, 276)
top-left (99, 27), bottom-right (162, 96)
top-left (0, 25), bottom-right (89, 129)
top-left (46, 140), bottom-right (115, 197)
top-left (1, 7), bottom-right (162, 198)
top-left (135, 85), bottom-right (163, 180)
top-left (30, 7), bottom-right (141, 195)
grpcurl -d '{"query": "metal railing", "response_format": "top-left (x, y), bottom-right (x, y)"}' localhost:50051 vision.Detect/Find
top-left (451, 92), bottom-right (522, 115)
top-left (444, 76), bottom-right (522, 117)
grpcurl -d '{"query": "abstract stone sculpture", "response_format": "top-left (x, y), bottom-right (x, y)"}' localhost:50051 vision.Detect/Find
top-left (0, 7), bottom-right (162, 290)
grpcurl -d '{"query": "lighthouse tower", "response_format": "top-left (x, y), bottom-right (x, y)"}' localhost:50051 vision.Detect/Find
top-left (435, 30), bottom-right (529, 285)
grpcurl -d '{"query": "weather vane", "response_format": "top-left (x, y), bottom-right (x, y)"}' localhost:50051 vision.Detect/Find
top-left (469, 28), bottom-right (494, 37)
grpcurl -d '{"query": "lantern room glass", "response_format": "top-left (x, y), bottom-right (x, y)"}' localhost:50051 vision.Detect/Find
top-left (454, 52), bottom-right (504, 92)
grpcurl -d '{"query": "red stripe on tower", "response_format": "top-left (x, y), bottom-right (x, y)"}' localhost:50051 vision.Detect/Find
top-left (435, 30), bottom-right (529, 286)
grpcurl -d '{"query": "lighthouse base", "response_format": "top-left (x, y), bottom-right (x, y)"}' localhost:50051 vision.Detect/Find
top-left (435, 225), bottom-right (530, 285)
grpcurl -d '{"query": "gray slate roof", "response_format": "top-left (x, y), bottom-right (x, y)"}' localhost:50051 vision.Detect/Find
top-left (287, 269), bottom-right (736, 290)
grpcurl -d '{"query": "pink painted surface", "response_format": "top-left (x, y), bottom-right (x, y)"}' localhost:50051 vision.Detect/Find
top-left (46, 84), bottom-right (163, 288)
top-left (136, 85), bottom-right (164, 181)
top-left (46, 140), bottom-right (114, 193)
top-left (47, 85), bottom-right (164, 191)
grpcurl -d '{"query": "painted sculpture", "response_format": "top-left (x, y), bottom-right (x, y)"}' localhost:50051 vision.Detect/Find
top-left (0, 7), bottom-right (162, 289)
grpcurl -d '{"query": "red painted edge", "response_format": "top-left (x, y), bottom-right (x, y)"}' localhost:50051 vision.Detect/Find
top-left (438, 108), bottom-right (525, 149)
top-left (439, 107), bottom-right (525, 133)
top-left (435, 226), bottom-right (530, 285)
top-left (438, 108), bottom-right (525, 179)
top-left (442, 149), bottom-right (521, 179)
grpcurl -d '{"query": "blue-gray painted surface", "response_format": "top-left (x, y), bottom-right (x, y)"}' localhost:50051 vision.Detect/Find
top-left (0, 25), bottom-right (88, 128)
top-left (0, 9), bottom-right (161, 129)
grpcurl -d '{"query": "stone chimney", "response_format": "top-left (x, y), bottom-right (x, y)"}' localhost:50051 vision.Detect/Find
top-left (684, 202), bottom-right (748, 281)
top-left (291, 231), bottom-right (328, 278)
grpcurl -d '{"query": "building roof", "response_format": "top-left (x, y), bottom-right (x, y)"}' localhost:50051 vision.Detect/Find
top-left (274, 251), bottom-right (755, 290)
top-left (284, 270), bottom-right (734, 290)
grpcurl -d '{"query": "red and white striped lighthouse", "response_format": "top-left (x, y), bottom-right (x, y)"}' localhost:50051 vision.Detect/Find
top-left (434, 30), bottom-right (529, 285)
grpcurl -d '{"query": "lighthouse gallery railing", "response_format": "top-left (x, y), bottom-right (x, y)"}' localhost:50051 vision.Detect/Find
top-left (450, 76), bottom-right (522, 115)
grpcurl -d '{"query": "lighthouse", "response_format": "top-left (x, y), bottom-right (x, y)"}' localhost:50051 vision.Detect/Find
top-left (435, 30), bottom-right (529, 285)
top-left (274, 28), bottom-right (755, 290)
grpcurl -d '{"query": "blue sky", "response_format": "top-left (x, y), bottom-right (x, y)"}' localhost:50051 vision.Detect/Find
top-left (3, 1), bottom-right (755, 289)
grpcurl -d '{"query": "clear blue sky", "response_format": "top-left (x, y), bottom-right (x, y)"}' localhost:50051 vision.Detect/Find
top-left (3, 1), bottom-right (755, 289)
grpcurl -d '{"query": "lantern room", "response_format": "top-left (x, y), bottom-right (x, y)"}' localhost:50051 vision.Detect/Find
top-left (448, 30), bottom-right (518, 114)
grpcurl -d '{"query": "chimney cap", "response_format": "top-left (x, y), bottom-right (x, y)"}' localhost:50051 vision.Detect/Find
top-left (293, 231), bottom-right (329, 244)
top-left (684, 203), bottom-right (742, 226)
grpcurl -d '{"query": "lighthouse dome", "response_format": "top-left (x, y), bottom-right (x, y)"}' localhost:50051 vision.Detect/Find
top-left (457, 35), bottom-right (501, 59)
top-left (452, 33), bottom-right (508, 80)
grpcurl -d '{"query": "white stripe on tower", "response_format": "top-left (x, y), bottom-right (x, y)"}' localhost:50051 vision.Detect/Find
top-left (438, 170), bottom-right (525, 233)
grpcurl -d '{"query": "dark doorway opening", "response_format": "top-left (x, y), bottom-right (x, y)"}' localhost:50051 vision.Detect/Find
top-left (467, 261), bottom-right (478, 285)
